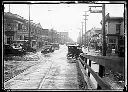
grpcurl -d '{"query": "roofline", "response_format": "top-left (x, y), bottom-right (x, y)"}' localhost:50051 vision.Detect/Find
top-left (4, 12), bottom-right (27, 23)
top-left (100, 13), bottom-right (124, 24)
top-left (106, 17), bottom-right (123, 21)
top-left (4, 12), bottom-right (44, 28)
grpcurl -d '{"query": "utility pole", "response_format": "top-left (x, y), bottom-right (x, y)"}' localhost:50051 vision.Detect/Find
top-left (79, 31), bottom-right (81, 45)
top-left (89, 4), bottom-right (106, 89)
top-left (102, 4), bottom-right (106, 56)
top-left (83, 11), bottom-right (89, 47)
top-left (81, 22), bottom-right (83, 45)
top-left (28, 4), bottom-right (31, 48)
top-left (97, 4), bottom-right (106, 89)
top-left (9, 4), bottom-right (10, 12)
top-left (51, 29), bottom-right (53, 43)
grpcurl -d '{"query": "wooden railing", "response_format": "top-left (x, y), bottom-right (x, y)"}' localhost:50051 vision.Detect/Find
top-left (77, 53), bottom-right (125, 90)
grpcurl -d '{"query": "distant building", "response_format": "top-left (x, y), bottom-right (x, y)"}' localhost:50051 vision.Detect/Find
top-left (77, 31), bottom-right (82, 45)
top-left (57, 32), bottom-right (69, 44)
top-left (85, 27), bottom-right (102, 50)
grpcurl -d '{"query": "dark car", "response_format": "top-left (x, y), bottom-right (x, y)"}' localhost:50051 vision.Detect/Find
top-left (24, 47), bottom-right (36, 53)
top-left (67, 45), bottom-right (83, 59)
top-left (3, 44), bottom-right (25, 56)
top-left (41, 45), bottom-right (54, 54)
top-left (21, 44), bottom-right (36, 53)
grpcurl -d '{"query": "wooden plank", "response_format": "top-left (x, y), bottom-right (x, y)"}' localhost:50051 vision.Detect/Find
top-left (80, 54), bottom-right (124, 75)
top-left (77, 59), bottom-right (96, 89)
top-left (83, 60), bottom-right (112, 90)
top-left (79, 57), bottom-right (84, 65)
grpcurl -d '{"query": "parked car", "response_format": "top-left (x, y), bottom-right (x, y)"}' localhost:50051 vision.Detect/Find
top-left (41, 45), bottom-right (54, 54)
top-left (3, 44), bottom-right (25, 56)
top-left (22, 44), bottom-right (36, 53)
top-left (25, 47), bottom-right (36, 53)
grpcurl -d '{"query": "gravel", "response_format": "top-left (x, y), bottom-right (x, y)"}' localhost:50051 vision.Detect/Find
top-left (4, 53), bottom-right (41, 82)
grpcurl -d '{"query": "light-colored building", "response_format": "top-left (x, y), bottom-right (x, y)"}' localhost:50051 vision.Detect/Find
top-left (104, 13), bottom-right (124, 52)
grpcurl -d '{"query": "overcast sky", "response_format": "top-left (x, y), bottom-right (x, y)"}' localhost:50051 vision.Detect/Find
top-left (4, 3), bottom-right (124, 42)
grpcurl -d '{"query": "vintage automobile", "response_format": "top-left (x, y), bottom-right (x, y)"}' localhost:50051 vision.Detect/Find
top-left (21, 43), bottom-right (36, 53)
top-left (67, 45), bottom-right (83, 59)
top-left (41, 45), bottom-right (54, 54)
top-left (3, 44), bottom-right (26, 56)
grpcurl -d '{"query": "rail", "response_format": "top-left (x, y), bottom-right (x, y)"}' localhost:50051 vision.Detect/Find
top-left (77, 53), bottom-right (125, 90)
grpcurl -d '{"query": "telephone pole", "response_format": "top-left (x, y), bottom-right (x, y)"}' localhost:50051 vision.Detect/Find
top-left (28, 4), bottom-right (31, 48)
top-left (102, 4), bottom-right (106, 56)
top-left (9, 4), bottom-right (10, 12)
top-left (81, 22), bottom-right (83, 45)
top-left (83, 11), bottom-right (89, 47)
top-left (89, 4), bottom-right (106, 89)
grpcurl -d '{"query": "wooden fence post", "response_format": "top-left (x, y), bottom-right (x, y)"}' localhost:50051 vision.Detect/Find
top-left (88, 60), bottom-right (91, 77)
top-left (97, 65), bottom-right (105, 89)
top-left (84, 58), bottom-right (87, 70)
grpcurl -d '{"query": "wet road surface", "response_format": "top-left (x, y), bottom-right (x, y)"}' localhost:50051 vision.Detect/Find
top-left (4, 45), bottom-right (79, 90)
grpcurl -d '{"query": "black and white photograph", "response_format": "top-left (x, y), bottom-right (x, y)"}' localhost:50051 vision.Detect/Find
top-left (2, 1), bottom-right (127, 91)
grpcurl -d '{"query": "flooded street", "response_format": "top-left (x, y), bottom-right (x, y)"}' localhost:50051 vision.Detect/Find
top-left (4, 45), bottom-right (79, 89)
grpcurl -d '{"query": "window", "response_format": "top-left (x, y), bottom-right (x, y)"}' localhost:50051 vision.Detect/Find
top-left (7, 23), bottom-right (13, 30)
top-left (18, 23), bottom-right (22, 30)
top-left (116, 24), bottom-right (121, 34)
top-left (22, 25), bottom-right (26, 31)
top-left (109, 38), bottom-right (116, 43)
top-left (20, 36), bottom-right (22, 40)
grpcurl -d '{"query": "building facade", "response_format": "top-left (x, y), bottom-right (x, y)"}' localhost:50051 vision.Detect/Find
top-left (4, 12), bottom-right (73, 50)
top-left (4, 12), bottom-right (24, 45)
top-left (104, 13), bottom-right (124, 53)
top-left (4, 12), bottom-right (44, 49)
top-left (85, 27), bottom-right (102, 50)
top-left (57, 32), bottom-right (69, 44)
